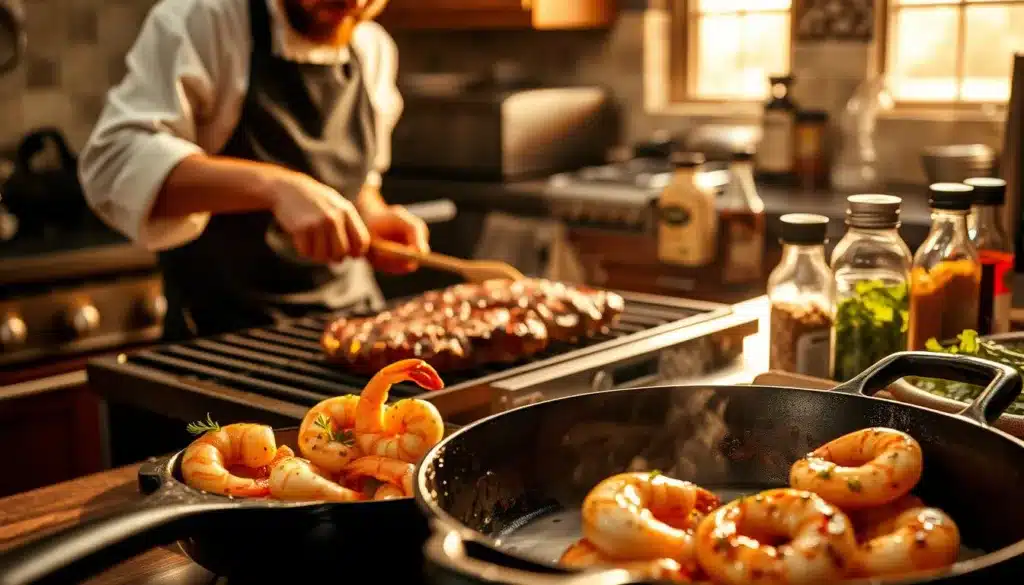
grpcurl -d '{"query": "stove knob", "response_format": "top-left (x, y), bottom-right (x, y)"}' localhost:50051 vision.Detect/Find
top-left (67, 304), bottom-right (101, 337)
top-left (137, 294), bottom-right (168, 324)
top-left (0, 313), bottom-right (27, 348)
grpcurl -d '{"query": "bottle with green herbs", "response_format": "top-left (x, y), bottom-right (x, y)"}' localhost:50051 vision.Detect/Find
top-left (830, 195), bottom-right (913, 381)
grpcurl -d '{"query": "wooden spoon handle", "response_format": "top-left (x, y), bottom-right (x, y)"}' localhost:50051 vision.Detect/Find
top-left (370, 240), bottom-right (466, 273)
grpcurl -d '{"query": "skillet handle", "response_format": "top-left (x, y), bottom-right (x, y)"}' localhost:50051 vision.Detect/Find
top-left (832, 350), bottom-right (1023, 426)
top-left (0, 490), bottom-right (236, 585)
top-left (423, 523), bottom-right (643, 585)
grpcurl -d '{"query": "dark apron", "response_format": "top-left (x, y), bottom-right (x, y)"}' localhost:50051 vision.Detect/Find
top-left (157, 0), bottom-right (383, 342)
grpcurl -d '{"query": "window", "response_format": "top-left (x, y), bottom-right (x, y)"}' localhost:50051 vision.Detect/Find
top-left (886, 0), bottom-right (1024, 103)
top-left (681, 0), bottom-right (792, 101)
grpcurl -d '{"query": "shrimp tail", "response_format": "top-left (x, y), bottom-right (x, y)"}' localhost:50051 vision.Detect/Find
top-left (404, 360), bottom-right (445, 391)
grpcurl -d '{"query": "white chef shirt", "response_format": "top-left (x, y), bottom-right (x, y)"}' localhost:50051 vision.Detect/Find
top-left (78, 0), bottom-right (403, 252)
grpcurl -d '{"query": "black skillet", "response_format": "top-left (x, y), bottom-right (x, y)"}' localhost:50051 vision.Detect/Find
top-left (415, 351), bottom-right (1024, 585)
top-left (0, 426), bottom-right (455, 585)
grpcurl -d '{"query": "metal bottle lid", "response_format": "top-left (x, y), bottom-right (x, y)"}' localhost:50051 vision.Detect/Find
top-left (963, 177), bottom-right (1006, 205)
top-left (779, 213), bottom-right (829, 245)
top-left (845, 194), bottom-right (902, 229)
top-left (928, 183), bottom-right (974, 211)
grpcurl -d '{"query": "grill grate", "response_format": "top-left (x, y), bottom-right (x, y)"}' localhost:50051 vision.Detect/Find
top-left (97, 293), bottom-right (721, 409)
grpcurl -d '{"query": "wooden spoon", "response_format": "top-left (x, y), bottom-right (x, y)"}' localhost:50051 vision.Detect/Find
top-left (371, 240), bottom-right (524, 283)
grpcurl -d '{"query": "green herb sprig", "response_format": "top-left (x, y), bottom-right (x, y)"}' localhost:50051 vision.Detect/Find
top-left (313, 413), bottom-right (355, 446)
top-left (912, 329), bottom-right (1024, 415)
top-left (186, 413), bottom-right (221, 436)
top-left (833, 280), bottom-right (909, 382)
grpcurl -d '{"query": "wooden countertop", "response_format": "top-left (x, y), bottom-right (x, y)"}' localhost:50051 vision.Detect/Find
top-left (0, 464), bottom-right (215, 585)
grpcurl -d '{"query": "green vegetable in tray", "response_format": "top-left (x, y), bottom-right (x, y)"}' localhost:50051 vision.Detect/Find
top-left (832, 280), bottom-right (909, 382)
top-left (910, 329), bottom-right (1024, 416)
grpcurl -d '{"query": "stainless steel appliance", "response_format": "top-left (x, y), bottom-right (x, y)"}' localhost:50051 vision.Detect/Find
top-left (390, 84), bottom-right (617, 179)
top-left (87, 292), bottom-right (758, 426)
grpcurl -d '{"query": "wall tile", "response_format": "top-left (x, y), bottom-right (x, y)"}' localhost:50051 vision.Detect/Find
top-left (24, 55), bottom-right (59, 89)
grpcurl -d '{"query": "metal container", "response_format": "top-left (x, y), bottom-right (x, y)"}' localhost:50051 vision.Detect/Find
top-left (921, 143), bottom-right (997, 183)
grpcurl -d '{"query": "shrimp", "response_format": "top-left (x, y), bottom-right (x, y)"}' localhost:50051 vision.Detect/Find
top-left (851, 507), bottom-right (960, 578)
top-left (559, 539), bottom-right (693, 582)
top-left (343, 455), bottom-right (416, 498)
top-left (268, 456), bottom-right (364, 502)
top-left (298, 394), bottom-right (362, 474)
top-left (849, 494), bottom-right (925, 541)
top-left (354, 359), bottom-right (446, 463)
top-left (789, 427), bottom-right (923, 509)
top-left (372, 484), bottom-right (406, 501)
top-left (181, 423), bottom-right (279, 497)
top-left (581, 472), bottom-right (720, 570)
top-left (694, 488), bottom-right (858, 585)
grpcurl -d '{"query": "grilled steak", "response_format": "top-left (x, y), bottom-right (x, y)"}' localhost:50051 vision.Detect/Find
top-left (322, 279), bottom-right (625, 373)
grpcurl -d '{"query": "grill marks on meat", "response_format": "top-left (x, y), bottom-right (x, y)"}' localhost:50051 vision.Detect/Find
top-left (322, 279), bottom-right (625, 373)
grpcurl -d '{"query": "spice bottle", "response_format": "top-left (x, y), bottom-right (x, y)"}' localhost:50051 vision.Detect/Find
top-left (830, 195), bottom-right (912, 382)
top-left (794, 110), bottom-right (828, 191)
top-left (966, 177), bottom-right (1014, 335)
top-left (908, 183), bottom-right (982, 350)
top-left (768, 214), bottom-right (834, 377)
top-left (756, 75), bottom-right (797, 182)
top-left (657, 152), bottom-right (717, 267)
top-left (721, 147), bottom-right (767, 284)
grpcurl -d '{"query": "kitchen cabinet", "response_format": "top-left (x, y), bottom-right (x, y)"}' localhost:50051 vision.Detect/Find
top-left (378, 0), bottom-right (616, 30)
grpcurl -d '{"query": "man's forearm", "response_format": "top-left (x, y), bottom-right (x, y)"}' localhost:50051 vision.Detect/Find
top-left (150, 154), bottom-right (282, 218)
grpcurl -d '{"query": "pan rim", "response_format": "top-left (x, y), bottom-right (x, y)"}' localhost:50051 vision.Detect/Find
top-left (413, 383), bottom-right (1024, 582)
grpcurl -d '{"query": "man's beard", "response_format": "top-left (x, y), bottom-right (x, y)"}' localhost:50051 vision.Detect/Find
top-left (281, 0), bottom-right (359, 44)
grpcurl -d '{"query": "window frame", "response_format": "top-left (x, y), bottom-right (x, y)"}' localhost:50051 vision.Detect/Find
top-left (877, 0), bottom-right (1019, 113)
top-left (665, 0), bottom-right (796, 107)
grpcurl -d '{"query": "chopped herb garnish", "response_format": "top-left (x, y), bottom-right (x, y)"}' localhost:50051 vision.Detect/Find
top-left (648, 470), bottom-right (662, 479)
top-left (816, 469), bottom-right (832, 480)
top-left (846, 478), bottom-right (863, 493)
top-left (186, 413), bottom-right (221, 436)
top-left (832, 280), bottom-right (909, 382)
top-left (313, 414), bottom-right (355, 446)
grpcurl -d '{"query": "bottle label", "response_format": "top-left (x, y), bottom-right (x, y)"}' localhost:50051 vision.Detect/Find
top-left (757, 110), bottom-right (795, 173)
top-left (658, 181), bottom-right (717, 267)
top-left (978, 250), bottom-right (1015, 334)
top-left (795, 328), bottom-right (831, 378)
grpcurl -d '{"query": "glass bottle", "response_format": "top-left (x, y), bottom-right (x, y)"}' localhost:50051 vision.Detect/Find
top-left (657, 152), bottom-right (717, 267)
top-left (830, 194), bottom-right (913, 382)
top-left (908, 183), bottom-right (982, 350)
top-left (756, 75), bottom-right (797, 183)
top-left (768, 214), bottom-right (834, 377)
top-left (721, 147), bottom-right (767, 284)
top-left (966, 177), bottom-right (1014, 335)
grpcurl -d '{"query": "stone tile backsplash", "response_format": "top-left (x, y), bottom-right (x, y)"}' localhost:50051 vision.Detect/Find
top-left (3, 0), bottom-right (1004, 185)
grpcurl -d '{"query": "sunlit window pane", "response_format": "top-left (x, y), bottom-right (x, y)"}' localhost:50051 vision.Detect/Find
top-left (696, 0), bottom-right (790, 13)
top-left (962, 4), bottom-right (1024, 101)
top-left (694, 14), bottom-right (744, 99)
top-left (888, 7), bottom-right (959, 101)
top-left (743, 12), bottom-right (790, 84)
top-left (894, 0), bottom-right (957, 4)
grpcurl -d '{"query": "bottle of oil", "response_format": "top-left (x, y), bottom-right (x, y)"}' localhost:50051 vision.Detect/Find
top-left (657, 152), bottom-right (717, 267)
top-left (721, 146), bottom-right (767, 284)
top-left (966, 177), bottom-right (1014, 334)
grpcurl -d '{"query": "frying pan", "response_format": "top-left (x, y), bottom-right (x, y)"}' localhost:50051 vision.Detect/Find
top-left (415, 351), bottom-right (1024, 584)
top-left (0, 426), bottom-right (456, 585)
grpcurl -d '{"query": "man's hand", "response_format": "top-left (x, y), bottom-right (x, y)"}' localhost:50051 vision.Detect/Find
top-left (360, 201), bottom-right (430, 274)
top-left (269, 170), bottom-right (371, 264)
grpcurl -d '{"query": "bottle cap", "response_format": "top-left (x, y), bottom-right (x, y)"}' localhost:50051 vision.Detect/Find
top-left (964, 177), bottom-right (1006, 205)
top-left (846, 194), bottom-right (902, 229)
top-left (928, 183), bottom-right (974, 211)
top-left (779, 213), bottom-right (829, 245)
top-left (670, 152), bottom-right (705, 169)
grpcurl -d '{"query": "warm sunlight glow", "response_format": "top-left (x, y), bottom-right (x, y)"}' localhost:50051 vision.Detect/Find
top-left (888, 0), bottom-right (1024, 103)
top-left (689, 1), bottom-right (792, 101)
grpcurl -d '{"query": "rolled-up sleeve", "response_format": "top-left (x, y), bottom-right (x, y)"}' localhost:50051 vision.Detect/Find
top-left (354, 21), bottom-right (403, 189)
top-left (78, 0), bottom-right (248, 251)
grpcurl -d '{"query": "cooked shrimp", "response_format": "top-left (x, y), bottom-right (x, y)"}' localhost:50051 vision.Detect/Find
top-left (343, 455), bottom-right (415, 498)
top-left (268, 456), bottom-right (364, 502)
top-left (695, 488), bottom-right (858, 585)
top-left (581, 472), bottom-right (720, 569)
top-left (789, 427), bottom-right (924, 509)
top-left (850, 494), bottom-right (924, 541)
top-left (181, 423), bottom-right (278, 497)
top-left (354, 359), bottom-right (446, 463)
top-left (373, 483), bottom-right (406, 501)
top-left (851, 507), bottom-right (960, 578)
top-left (298, 394), bottom-right (362, 474)
top-left (559, 539), bottom-right (693, 582)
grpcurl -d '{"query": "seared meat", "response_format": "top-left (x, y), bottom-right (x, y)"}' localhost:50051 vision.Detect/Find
top-left (322, 279), bottom-right (625, 373)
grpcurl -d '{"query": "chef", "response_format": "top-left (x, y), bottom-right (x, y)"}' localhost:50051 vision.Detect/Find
top-left (79, 0), bottom-right (425, 342)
